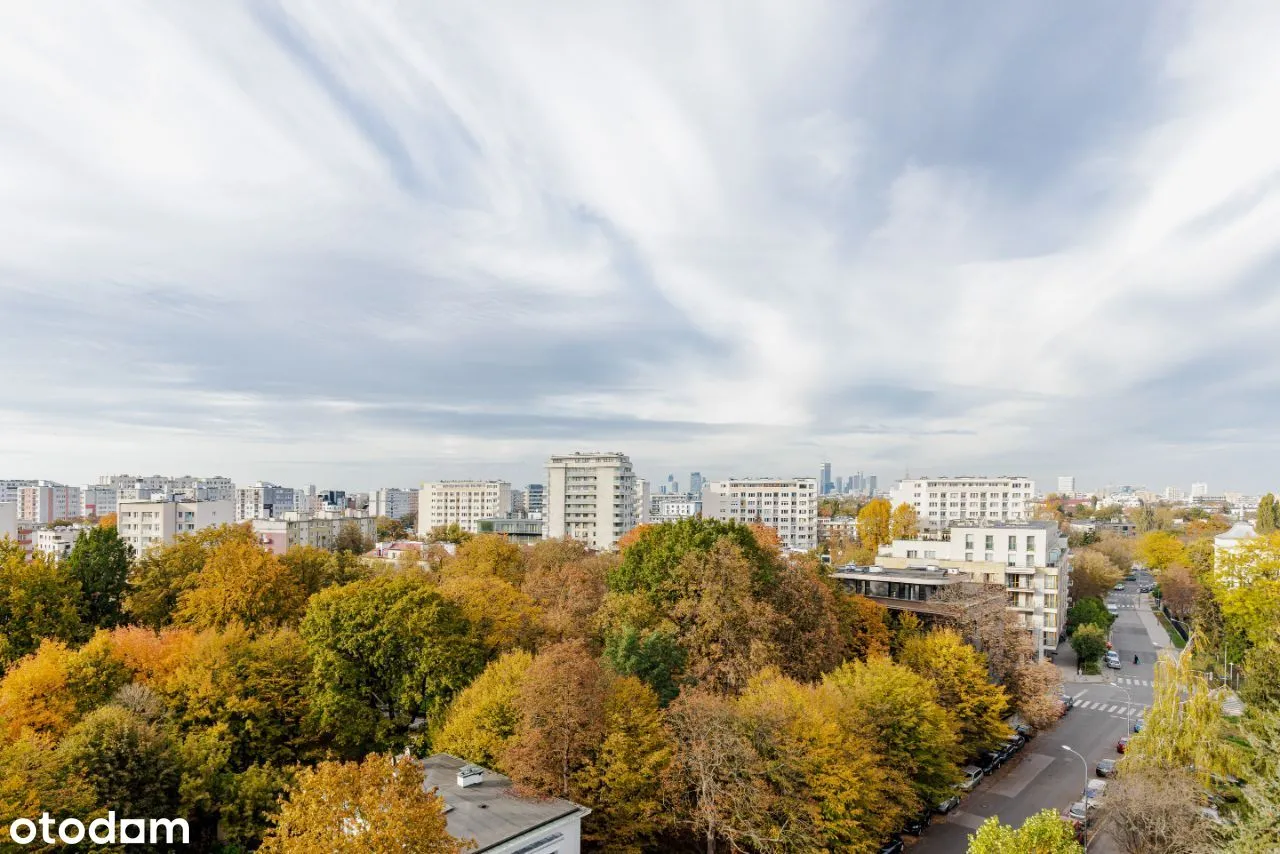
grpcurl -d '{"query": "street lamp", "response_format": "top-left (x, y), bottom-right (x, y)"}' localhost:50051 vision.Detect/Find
top-left (1063, 745), bottom-right (1089, 848)
top-left (1111, 684), bottom-right (1134, 736)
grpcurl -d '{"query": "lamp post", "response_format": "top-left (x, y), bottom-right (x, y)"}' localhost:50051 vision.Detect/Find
top-left (1063, 745), bottom-right (1089, 848)
top-left (1112, 684), bottom-right (1134, 737)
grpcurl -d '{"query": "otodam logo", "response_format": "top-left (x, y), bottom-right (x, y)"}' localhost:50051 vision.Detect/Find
top-left (7, 813), bottom-right (190, 846)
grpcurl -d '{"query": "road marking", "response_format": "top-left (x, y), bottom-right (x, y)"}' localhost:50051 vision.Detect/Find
top-left (1072, 690), bottom-right (1087, 701)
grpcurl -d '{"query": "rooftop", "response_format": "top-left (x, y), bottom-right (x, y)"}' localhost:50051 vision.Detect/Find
top-left (420, 754), bottom-right (588, 852)
top-left (831, 564), bottom-right (971, 585)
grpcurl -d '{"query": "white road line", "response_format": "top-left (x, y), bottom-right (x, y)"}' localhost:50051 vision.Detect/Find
top-left (1072, 690), bottom-right (1087, 701)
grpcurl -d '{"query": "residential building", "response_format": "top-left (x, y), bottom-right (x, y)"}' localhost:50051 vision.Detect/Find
top-left (312, 489), bottom-right (348, 512)
top-left (0, 502), bottom-right (16, 543)
top-left (525, 483), bottom-right (545, 517)
top-left (117, 498), bottom-right (235, 555)
top-left (477, 517), bottom-right (545, 545)
top-left (33, 525), bottom-right (89, 561)
top-left (634, 478), bottom-right (652, 525)
top-left (235, 482), bottom-right (301, 521)
top-left (878, 520), bottom-right (1069, 658)
top-left (370, 487), bottom-right (416, 521)
top-left (650, 493), bottom-right (700, 523)
top-left (817, 515), bottom-right (858, 543)
top-left (96, 474), bottom-right (235, 503)
top-left (545, 452), bottom-right (637, 550)
top-left (80, 484), bottom-right (119, 518)
top-left (510, 488), bottom-right (525, 515)
top-left (421, 754), bottom-right (590, 853)
top-left (689, 471), bottom-right (704, 496)
top-left (18, 482), bottom-right (82, 523)
top-left (1057, 476), bottom-right (1076, 496)
top-left (1213, 521), bottom-right (1259, 588)
top-left (419, 481), bottom-right (513, 535)
top-left (701, 477), bottom-right (818, 550)
top-left (252, 511), bottom-right (376, 555)
top-left (1190, 482), bottom-right (1209, 499)
top-left (0, 479), bottom-right (37, 505)
top-left (889, 476), bottom-right (1036, 530)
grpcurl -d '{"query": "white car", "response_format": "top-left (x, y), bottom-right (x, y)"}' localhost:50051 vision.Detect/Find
top-left (1106, 603), bottom-right (1119, 614)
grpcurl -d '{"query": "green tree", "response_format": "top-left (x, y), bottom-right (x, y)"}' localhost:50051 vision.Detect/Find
top-left (333, 521), bottom-right (373, 555)
top-left (300, 574), bottom-right (485, 753)
top-left (857, 498), bottom-right (893, 551)
top-left (764, 557), bottom-right (845, 682)
top-left (968, 809), bottom-right (1083, 853)
top-left (1069, 624), bottom-right (1108, 675)
top-left (890, 502), bottom-right (920, 540)
top-left (63, 525), bottom-right (134, 630)
top-left (1257, 493), bottom-right (1279, 534)
top-left (432, 650), bottom-right (534, 770)
top-left (444, 534), bottom-right (526, 585)
top-left (0, 551), bottom-right (84, 667)
top-left (603, 624), bottom-right (686, 705)
top-left (1209, 532), bottom-right (1280, 648)
top-left (429, 523), bottom-right (471, 545)
top-left (281, 545), bottom-right (368, 597)
top-left (899, 629), bottom-right (1010, 752)
top-left (376, 515), bottom-right (408, 542)
top-left (1066, 596), bottom-right (1115, 634)
top-left (833, 593), bottom-right (892, 662)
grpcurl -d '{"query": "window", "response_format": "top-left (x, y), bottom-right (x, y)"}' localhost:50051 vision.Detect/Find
top-left (965, 534), bottom-right (974, 548)
top-left (1026, 555), bottom-right (1035, 568)
top-left (984, 551), bottom-right (994, 562)
top-left (906, 550), bottom-right (918, 558)
top-left (1026, 536), bottom-right (1035, 552)
top-left (924, 550), bottom-right (936, 559)
top-left (965, 552), bottom-right (973, 561)
top-left (1008, 535), bottom-right (1016, 550)
top-left (985, 535), bottom-right (994, 549)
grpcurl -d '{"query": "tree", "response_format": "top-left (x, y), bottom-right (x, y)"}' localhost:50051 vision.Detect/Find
top-left (97, 512), bottom-right (118, 529)
top-left (1009, 660), bottom-right (1065, 730)
top-left (1091, 533), bottom-right (1135, 575)
top-left (260, 753), bottom-right (466, 854)
top-left (1066, 597), bottom-right (1115, 634)
top-left (764, 557), bottom-right (845, 682)
top-left (1136, 531), bottom-right (1185, 573)
top-left (1209, 533), bottom-right (1280, 648)
top-left (428, 523), bottom-right (471, 545)
top-left (1183, 537), bottom-right (1215, 581)
top-left (856, 498), bottom-right (893, 551)
top-left (1257, 493), bottom-right (1279, 535)
top-left (968, 809), bottom-right (1083, 854)
top-left (1158, 565), bottom-right (1202, 620)
top-left (126, 524), bottom-right (258, 629)
top-left (174, 540), bottom-right (309, 631)
top-left (890, 502), bottom-right (920, 541)
top-left (63, 525), bottom-right (134, 629)
top-left (1105, 766), bottom-right (1218, 854)
top-left (444, 534), bottom-right (525, 585)
top-left (300, 575), bottom-right (485, 753)
top-left (0, 551), bottom-right (84, 667)
top-left (833, 593), bottom-right (892, 662)
top-left (522, 553), bottom-right (609, 642)
top-left (899, 629), bottom-right (1010, 752)
top-left (437, 574), bottom-right (541, 656)
top-left (376, 515), bottom-right (408, 542)
top-left (333, 521), bottom-right (373, 555)
top-left (1069, 549), bottom-right (1123, 602)
top-left (432, 650), bottom-right (534, 770)
top-left (603, 623), bottom-right (686, 705)
top-left (282, 545), bottom-right (367, 597)
top-left (1070, 624), bottom-right (1108, 675)
top-left (502, 640), bottom-right (607, 799)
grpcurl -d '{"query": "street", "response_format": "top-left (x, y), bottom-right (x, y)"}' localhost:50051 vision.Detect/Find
top-left (910, 570), bottom-right (1165, 852)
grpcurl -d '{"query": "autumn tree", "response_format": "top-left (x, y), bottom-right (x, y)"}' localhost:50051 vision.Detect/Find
top-left (97, 512), bottom-right (118, 529)
top-left (0, 639), bottom-right (127, 742)
top-left (376, 515), bottom-right (408, 542)
top-left (833, 593), bottom-right (892, 662)
top-left (1136, 531), bottom-right (1185, 572)
top-left (301, 575), bottom-right (484, 753)
top-left (281, 545), bottom-right (368, 597)
top-left (899, 629), bottom-right (1010, 752)
top-left (968, 809), bottom-right (1083, 854)
top-left (1066, 597), bottom-right (1115, 634)
top-left (1070, 624), bottom-right (1108, 675)
top-left (1069, 549), bottom-right (1123, 602)
top-left (1257, 493), bottom-right (1279, 534)
top-left (1091, 533), bottom-right (1135, 575)
top-left (438, 573), bottom-right (541, 656)
top-left (856, 498), bottom-right (893, 551)
top-left (174, 540), bottom-right (309, 631)
top-left (429, 523), bottom-right (471, 545)
top-left (890, 502), bottom-right (920, 540)
top-left (63, 525), bottom-right (134, 630)
top-left (1158, 564), bottom-right (1202, 620)
top-left (333, 521), bottom-right (373, 555)
top-left (522, 553), bottom-right (609, 642)
top-left (260, 753), bottom-right (466, 854)
top-left (432, 650), bottom-right (534, 770)
top-left (0, 551), bottom-right (84, 667)
top-left (126, 524), bottom-right (258, 629)
top-left (1105, 766), bottom-right (1218, 854)
top-left (1008, 660), bottom-right (1065, 730)
top-left (763, 557), bottom-right (845, 682)
top-left (444, 534), bottom-right (525, 585)
top-left (502, 640), bottom-right (607, 799)
top-left (1209, 533), bottom-right (1280, 648)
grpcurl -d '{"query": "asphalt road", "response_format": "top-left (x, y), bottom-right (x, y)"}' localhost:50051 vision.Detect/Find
top-left (909, 571), bottom-right (1161, 852)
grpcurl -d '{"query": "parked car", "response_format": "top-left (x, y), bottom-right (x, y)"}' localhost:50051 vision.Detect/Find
top-left (1105, 655), bottom-right (1123, 670)
top-left (1133, 717), bottom-right (1144, 733)
top-left (1139, 583), bottom-right (1154, 593)
top-left (1114, 582), bottom-right (1126, 591)
top-left (1086, 779), bottom-right (1108, 801)
top-left (997, 742), bottom-right (1018, 764)
top-left (1015, 723), bottom-right (1036, 739)
top-left (903, 807), bottom-right (932, 835)
top-left (1117, 736), bottom-right (1129, 753)
top-left (936, 794), bottom-right (961, 814)
top-left (1063, 801), bottom-right (1095, 827)
top-left (1106, 603), bottom-right (1120, 614)
top-left (1059, 693), bottom-right (1075, 710)
top-left (1005, 733), bottom-right (1027, 750)
top-left (959, 765), bottom-right (984, 791)
top-left (1096, 759), bottom-right (1118, 777)
top-left (977, 750), bottom-right (1003, 774)
top-left (878, 836), bottom-right (904, 854)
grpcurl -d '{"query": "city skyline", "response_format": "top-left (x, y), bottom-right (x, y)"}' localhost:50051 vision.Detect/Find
top-left (3, 3), bottom-right (1280, 491)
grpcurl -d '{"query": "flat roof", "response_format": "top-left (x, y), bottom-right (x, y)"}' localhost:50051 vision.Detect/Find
top-left (421, 754), bottom-right (587, 851)
top-left (831, 565), bottom-right (971, 584)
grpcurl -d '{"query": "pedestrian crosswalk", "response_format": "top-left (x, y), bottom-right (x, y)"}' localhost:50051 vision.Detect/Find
top-left (1074, 700), bottom-right (1145, 715)
top-left (1116, 678), bottom-right (1152, 687)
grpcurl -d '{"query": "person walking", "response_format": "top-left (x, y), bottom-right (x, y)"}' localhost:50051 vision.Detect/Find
top-left (1134, 653), bottom-right (1140, 665)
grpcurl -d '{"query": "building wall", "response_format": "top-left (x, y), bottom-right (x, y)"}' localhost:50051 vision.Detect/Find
top-left (889, 477), bottom-right (1036, 529)
top-left (701, 478), bottom-right (818, 550)
top-left (80, 485), bottom-right (119, 518)
top-left (18, 484), bottom-right (82, 524)
top-left (0, 480), bottom-right (37, 505)
top-left (371, 487), bottom-right (415, 520)
top-left (33, 525), bottom-right (88, 560)
top-left (252, 511), bottom-right (376, 555)
top-left (235, 483), bottom-right (299, 521)
top-left (545, 453), bottom-right (637, 551)
top-left (0, 502), bottom-right (16, 543)
top-left (117, 499), bottom-right (235, 556)
top-left (419, 481), bottom-right (513, 535)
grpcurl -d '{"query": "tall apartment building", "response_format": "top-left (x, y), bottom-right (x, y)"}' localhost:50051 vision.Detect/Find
top-left (95, 474), bottom-right (235, 503)
top-left (18, 482), bottom-right (83, 523)
top-left (116, 498), bottom-right (235, 555)
top-left (545, 452), bottom-right (637, 550)
top-left (0, 502), bottom-right (16, 542)
top-left (1057, 476), bottom-right (1076, 496)
top-left (880, 520), bottom-right (1069, 658)
top-left (371, 487), bottom-right (416, 521)
top-left (1190, 482), bottom-right (1209, 499)
top-left (701, 477), bottom-right (818, 550)
top-left (525, 484), bottom-right (545, 517)
top-left (889, 476), bottom-right (1036, 529)
top-left (0, 480), bottom-right (37, 505)
top-left (252, 511), bottom-right (377, 555)
top-left (235, 482), bottom-right (301, 521)
top-left (80, 484), bottom-right (119, 518)
top-left (419, 481), bottom-right (513, 535)
top-left (634, 478), bottom-right (652, 525)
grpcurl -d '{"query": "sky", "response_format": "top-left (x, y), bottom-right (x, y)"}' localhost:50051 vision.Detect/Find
top-left (2, 1), bottom-right (1279, 495)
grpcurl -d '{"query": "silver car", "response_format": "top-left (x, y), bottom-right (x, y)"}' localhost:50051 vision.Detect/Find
top-left (959, 765), bottom-right (984, 791)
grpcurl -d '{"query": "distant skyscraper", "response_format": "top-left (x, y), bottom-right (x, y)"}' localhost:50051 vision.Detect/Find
top-left (820, 462), bottom-right (832, 495)
top-left (689, 472), bottom-right (704, 496)
top-left (1057, 476), bottom-right (1076, 496)
top-left (1190, 482), bottom-right (1209, 499)
top-left (867, 475), bottom-right (877, 495)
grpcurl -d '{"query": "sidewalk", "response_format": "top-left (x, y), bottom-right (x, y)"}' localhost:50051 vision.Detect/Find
top-left (1136, 602), bottom-right (1174, 651)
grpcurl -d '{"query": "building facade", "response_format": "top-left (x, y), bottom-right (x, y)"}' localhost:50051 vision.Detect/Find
top-left (79, 485), bottom-right (119, 518)
top-left (0, 480), bottom-right (37, 505)
top-left (419, 481), bottom-right (513, 535)
top-left (1057, 476), bottom-right (1076, 496)
top-left (701, 477), bottom-right (818, 550)
top-left (0, 501), bottom-right (16, 543)
top-left (545, 452), bottom-right (637, 551)
top-left (889, 476), bottom-right (1036, 529)
top-left (117, 498), bottom-right (235, 555)
top-left (650, 493), bottom-right (700, 523)
top-left (524, 483), bottom-right (545, 517)
top-left (235, 482), bottom-right (300, 521)
top-left (634, 478), bottom-right (652, 525)
top-left (370, 487), bottom-right (416, 521)
top-left (252, 511), bottom-right (376, 555)
top-left (879, 520), bottom-right (1069, 657)
top-left (18, 482), bottom-right (83, 524)
top-left (33, 525), bottom-right (89, 561)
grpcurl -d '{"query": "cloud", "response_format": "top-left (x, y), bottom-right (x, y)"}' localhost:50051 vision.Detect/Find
top-left (1, 0), bottom-right (1278, 493)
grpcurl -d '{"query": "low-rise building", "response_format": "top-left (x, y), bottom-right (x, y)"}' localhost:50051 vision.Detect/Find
top-left (420, 481), bottom-right (512, 535)
top-left (33, 525), bottom-right (89, 560)
top-left (421, 754), bottom-right (590, 853)
top-left (117, 498), bottom-right (235, 555)
top-left (476, 517), bottom-right (544, 544)
top-left (701, 477), bottom-right (818, 550)
top-left (650, 493), bottom-right (700, 523)
top-left (1213, 521), bottom-right (1259, 588)
top-left (251, 511), bottom-right (376, 555)
top-left (817, 515), bottom-right (858, 543)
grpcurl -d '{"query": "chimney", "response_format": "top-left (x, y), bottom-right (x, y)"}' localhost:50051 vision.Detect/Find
top-left (457, 764), bottom-right (485, 789)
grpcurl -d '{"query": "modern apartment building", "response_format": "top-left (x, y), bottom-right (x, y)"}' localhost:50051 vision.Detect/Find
top-left (252, 511), bottom-right (377, 555)
top-left (545, 452), bottom-right (637, 550)
top-left (235, 482), bottom-right (301, 521)
top-left (650, 493), bottom-right (700, 523)
top-left (0, 480), bottom-right (37, 505)
top-left (116, 498), bottom-right (235, 555)
top-left (1057, 476), bottom-right (1076, 496)
top-left (80, 485), bottom-right (119, 518)
top-left (524, 483), bottom-right (545, 517)
top-left (370, 487), bottom-right (416, 521)
top-left (889, 476), bottom-right (1036, 529)
top-left (96, 474), bottom-right (235, 503)
top-left (33, 525), bottom-right (89, 561)
top-left (879, 520), bottom-right (1069, 658)
top-left (634, 478), bottom-right (652, 525)
top-left (18, 482), bottom-right (83, 523)
top-left (701, 477), bottom-right (819, 550)
top-left (419, 481), bottom-right (513, 535)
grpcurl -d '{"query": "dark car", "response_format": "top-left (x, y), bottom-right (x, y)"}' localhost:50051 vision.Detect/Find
top-left (1005, 733), bottom-right (1027, 750)
top-left (977, 750), bottom-right (1003, 774)
top-left (997, 742), bottom-right (1018, 764)
top-left (936, 794), bottom-right (961, 814)
top-left (1015, 723), bottom-right (1036, 739)
top-left (903, 808), bottom-right (932, 836)
top-left (1117, 736), bottom-right (1129, 753)
top-left (1096, 758), bottom-right (1118, 777)
top-left (878, 837), bottom-right (904, 854)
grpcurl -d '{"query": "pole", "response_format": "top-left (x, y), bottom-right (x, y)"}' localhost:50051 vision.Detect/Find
top-left (1063, 746), bottom-right (1089, 848)
top-left (1113, 684), bottom-right (1133, 736)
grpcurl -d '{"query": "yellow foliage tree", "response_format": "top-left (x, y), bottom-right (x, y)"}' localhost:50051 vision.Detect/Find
top-left (437, 574), bottom-right (541, 655)
top-left (0, 641), bottom-right (79, 742)
top-left (898, 629), bottom-right (1010, 752)
top-left (174, 540), bottom-right (308, 631)
top-left (1208, 532), bottom-right (1280, 648)
top-left (443, 535), bottom-right (525, 586)
top-left (890, 503), bottom-right (920, 541)
top-left (432, 650), bottom-right (534, 770)
top-left (856, 499), bottom-right (893, 551)
top-left (1135, 531), bottom-right (1185, 573)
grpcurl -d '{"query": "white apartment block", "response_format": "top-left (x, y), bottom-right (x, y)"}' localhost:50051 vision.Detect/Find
top-left (252, 511), bottom-right (377, 555)
top-left (0, 480), bottom-right (37, 505)
top-left (97, 474), bottom-right (235, 503)
top-left (80, 485), bottom-right (119, 518)
top-left (0, 502), bottom-right (16, 543)
top-left (634, 478), bottom-right (652, 526)
top-left (701, 477), bottom-right (818, 551)
top-left (371, 487), bottom-right (416, 521)
top-left (33, 525), bottom-right (89, 561)
top-left (1057, 476), bottom-right (1076, 496)
top-left (881, 520), bottom-right (1069, 658)
top-left (117, 498), bottom-right (235, 556)
top-left (18, 483), bottom-right (83, 524)
top-left (235, 482), bottom-right (300, 521)
top-left (420, 481), bottom-right (513, 535)
top-left (816, 515), bottom-right (858, 543)
top-left (650, 494), bottom-right (700, 523)
top-left (545, 452), bottom-right (637, 551)
top-left (889, 476), bottom-right (1036, 530)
